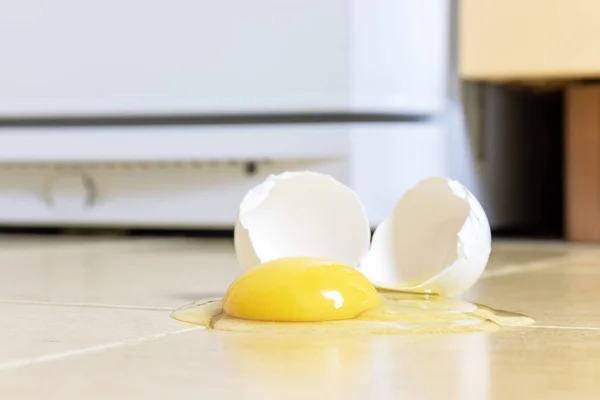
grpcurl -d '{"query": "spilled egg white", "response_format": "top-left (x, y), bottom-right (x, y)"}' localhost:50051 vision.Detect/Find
top-left (234, 171), bottom-right (491, 298)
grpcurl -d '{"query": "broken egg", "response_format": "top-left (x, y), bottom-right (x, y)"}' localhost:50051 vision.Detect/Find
top-left (172, 287), bottom-right (533, 334)
top-left (172, 171), bottom-right (532, 334)
top-left (235, 172), bottom-right (490, 297)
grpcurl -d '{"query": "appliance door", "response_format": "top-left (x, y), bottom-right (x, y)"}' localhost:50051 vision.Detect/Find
top-left (0, 122), bottom-right (448, 227)
top-left (0, 0), bottom-right (449, 117)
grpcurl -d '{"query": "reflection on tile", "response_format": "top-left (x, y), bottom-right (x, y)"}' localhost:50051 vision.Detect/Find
top-left (1, 328), bottom-right (599, 400)
top-left (0, 303), bottom-right (183, 364)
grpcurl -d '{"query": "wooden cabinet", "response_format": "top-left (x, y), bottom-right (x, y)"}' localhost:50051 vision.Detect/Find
top-left (460, 0), bottom-right (600, 81)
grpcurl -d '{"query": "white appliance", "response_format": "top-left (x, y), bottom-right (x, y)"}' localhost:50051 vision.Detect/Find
top-left (0, 0), bottom-right (451, 228)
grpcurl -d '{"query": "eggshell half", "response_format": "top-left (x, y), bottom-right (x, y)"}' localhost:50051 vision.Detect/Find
top-left (359, 176), bottom-right (491, 297)
top-left (234, 171), bottom-right (371, 269)
top-left (234, 219), bottom-right (261, 270)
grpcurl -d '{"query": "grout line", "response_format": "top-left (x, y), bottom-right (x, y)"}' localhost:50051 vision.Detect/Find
top-left (0, 327), bottom-right (202, 372)
top-left (0, 299), bottom-right (174, 312)
top-left (529, 325), bottom-right (600, 331)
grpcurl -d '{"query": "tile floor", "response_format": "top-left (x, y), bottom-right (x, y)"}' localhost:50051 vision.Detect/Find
top-left (1, 236), bottom-right (599, 399)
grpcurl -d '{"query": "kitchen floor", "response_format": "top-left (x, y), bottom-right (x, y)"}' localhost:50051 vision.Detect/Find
top-left (0, 236), bottom-right (599, 399)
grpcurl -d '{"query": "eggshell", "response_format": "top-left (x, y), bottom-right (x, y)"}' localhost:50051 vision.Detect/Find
top-left (234, 219), bottom-right (261, 270)
top-left (359, 176), bottom-right (491, 297)
top-left (234, 171), bottom-right (371, 269)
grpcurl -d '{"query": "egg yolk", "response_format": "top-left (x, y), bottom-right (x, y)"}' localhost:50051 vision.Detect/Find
top-left (222, 257), bottom-right (381, 322)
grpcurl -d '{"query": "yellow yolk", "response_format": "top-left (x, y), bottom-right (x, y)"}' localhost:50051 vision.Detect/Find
top-left (222, 257), bottom-right (381, 322)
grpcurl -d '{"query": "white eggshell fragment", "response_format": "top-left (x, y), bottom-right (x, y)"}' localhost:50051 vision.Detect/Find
top-left (234, 171), bottom-right (371, 269)
top-left (359, 176), bottom-right (491, 297)
top-left (234, 219), bottom-right (261, 270)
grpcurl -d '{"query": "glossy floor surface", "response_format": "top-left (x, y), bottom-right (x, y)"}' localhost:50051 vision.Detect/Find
top-left (0, 236), bottom-right (599, 399)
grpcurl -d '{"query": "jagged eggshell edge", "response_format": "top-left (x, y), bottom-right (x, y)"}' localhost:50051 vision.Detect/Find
top-left (359, 177), bottom-right (491, 297)
top-left (234, 171), bottom-right (372, 269)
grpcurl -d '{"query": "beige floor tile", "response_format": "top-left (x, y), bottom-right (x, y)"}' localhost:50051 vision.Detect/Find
top-left (0, 237), bottom-right (578, 311)
top-left (1, 236), bottom-right (598, 327)
top-left (487, 240), bottom-right (573, 268)
top-left (0, 236), bottom-right (599, 399)
top-left (1, 327), bottom-right (599, 400)
top-left (0, 238), bottom-right (239, 309)
top-left (466, 250), bottom-right (600, 328)
top-left (0, 303), bottom-right (184, 365)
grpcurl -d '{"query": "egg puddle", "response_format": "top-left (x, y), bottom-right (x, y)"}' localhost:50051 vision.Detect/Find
top-left (172, 172), bottom-right (533, 335)
top-left (171, 291), bottom-right (533, 335)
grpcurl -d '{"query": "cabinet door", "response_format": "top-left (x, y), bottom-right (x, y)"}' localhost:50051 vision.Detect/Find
top-left (460, 0), bottom-right (600, 80)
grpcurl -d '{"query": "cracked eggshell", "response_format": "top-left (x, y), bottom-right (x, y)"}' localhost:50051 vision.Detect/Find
top-left (234, 171), bottom-right (371, 270)
top-left (359, 176), bottom-right (491, 297)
